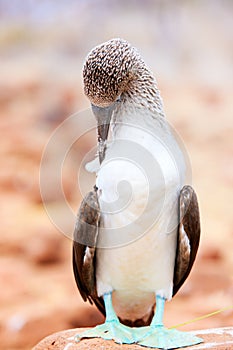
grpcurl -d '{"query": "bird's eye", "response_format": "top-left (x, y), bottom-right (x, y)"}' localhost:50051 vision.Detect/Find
top-left (116, 96), bottom-right (122, 103)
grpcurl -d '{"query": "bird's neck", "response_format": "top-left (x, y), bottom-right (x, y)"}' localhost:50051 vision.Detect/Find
top-left (110, 64), bottom-right (167, 141)
top-left (120, 68), bottom-right (165, 118)
top-left (111, 95), bottom-right (169, 144)
top-left (112, 69), bottom-right (166, 136)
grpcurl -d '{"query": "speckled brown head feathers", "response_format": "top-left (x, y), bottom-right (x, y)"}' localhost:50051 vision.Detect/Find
top-left (83, 38), bottom-right (164, 115)
top-left (83, 38), bottom-right (139, 106)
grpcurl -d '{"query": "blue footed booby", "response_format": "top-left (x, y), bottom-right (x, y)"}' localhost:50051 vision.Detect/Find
top-left (73, 38), bottom-right (202, 349)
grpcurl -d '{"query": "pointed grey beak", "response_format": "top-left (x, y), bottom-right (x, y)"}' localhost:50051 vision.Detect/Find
top-left (91, 103), bottom-right (115, 164)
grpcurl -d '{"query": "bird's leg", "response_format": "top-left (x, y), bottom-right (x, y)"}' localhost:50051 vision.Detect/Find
top-left (150, 295), bottom-right (165, 327)
top-left (103, 292), bottom-right (119, 322)
top-left (74, 292), bottom-right (135, 344)
top-left (127, 295), bottom-right (166, 343)
top-left (137, 294), bottom-right (203, 349)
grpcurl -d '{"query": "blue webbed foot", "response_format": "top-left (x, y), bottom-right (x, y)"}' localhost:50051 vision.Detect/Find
top-left (137, 325), bottom-right (203, 349)
top-left (74, 319), bottom-right (135, 344)
top-left (74, 293), bottom-right (135, 344)
top-left (136, 296), bottom-right (203, 349)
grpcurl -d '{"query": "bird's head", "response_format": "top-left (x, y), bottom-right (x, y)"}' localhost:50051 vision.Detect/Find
top-left (83, 38), bottom-right (140, 107)
top-left (83, 38), bottom-right (145, 163)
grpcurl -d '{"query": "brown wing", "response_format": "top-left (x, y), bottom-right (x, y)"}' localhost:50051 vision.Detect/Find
top-left (173, 185), bottom-right (201, 297)
top-left (72, 188), bottom-right (105, 316)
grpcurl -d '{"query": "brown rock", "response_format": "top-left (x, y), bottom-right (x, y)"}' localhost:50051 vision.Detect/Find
top-left (32, 327), bottom-right (233, 350)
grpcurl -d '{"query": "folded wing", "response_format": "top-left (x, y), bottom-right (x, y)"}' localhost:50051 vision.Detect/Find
top-left (73, 188), bottom-right (105, 315)
top-left (173, 185), bottom-right (201, 296)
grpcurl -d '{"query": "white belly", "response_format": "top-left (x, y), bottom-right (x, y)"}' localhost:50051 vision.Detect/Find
top-left (96, 222), bottom-right (177, 320)
top-left (95, 161), bottom-right (180, 320)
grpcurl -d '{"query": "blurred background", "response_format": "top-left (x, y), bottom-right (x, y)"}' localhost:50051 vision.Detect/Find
top-left (0, 0), bottom-right (232, 349)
